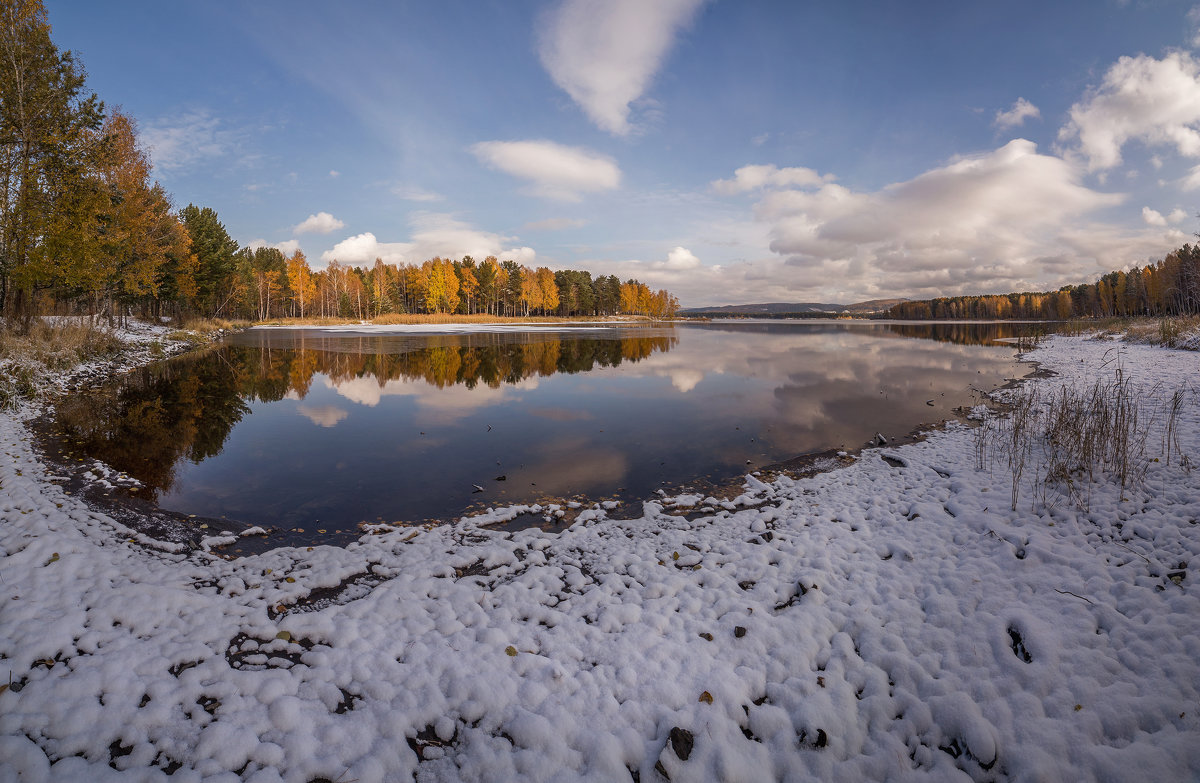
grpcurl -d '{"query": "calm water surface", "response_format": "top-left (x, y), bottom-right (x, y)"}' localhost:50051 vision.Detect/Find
top-left (51, 321), bottom-right (1042, 534)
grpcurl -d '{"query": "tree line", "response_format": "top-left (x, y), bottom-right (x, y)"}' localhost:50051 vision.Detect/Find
top-left (889, 243), bottom-right (1200, 320)
top-left (0, 0), bottom-right (678, 326)
top-left (190, 221), bottom-right (681, 322)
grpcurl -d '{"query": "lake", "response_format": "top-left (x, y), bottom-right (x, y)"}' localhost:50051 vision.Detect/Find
top-left (47, 320), bottom-right (1040, 543)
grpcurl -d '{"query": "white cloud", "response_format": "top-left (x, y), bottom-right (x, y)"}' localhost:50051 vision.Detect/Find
top-left (537, 0), bottom-right (705, 135)
top-left (1182, 164), bottom-right (1200, 190)
top-left (711, 164), bottom-right (833, 195)
top-left (142, 109), bottom-right (237, 172)
top-left (329, 170), bottom-right (341, 178)
top-left (1168, 207), bottom-right (1189, 223)
top-left (322, 233), bottom-right (409, 265)
top-left (522, 217), bottom-right (587, 231)
top-left (1058, 51), bottom-right (1200, 170)
top-left (993, 97), bottom-right (1041, 130)
top-left (245, 238), bottom-right (301, 255)
top-left (293, 212), bottom-right (345, 235)
top-left (1189, 5), bottom-right (1200, 48)
top-left (657, 246), bottom-right (701, 271)
top-left (471, 140), bottom-right (620, 201)
top-left (321, 213), bottom-right (536, 267)
top-left (698, 139), bottom-right (1185, 303)
top-left (1142, 206), bottom-right (1168, 226)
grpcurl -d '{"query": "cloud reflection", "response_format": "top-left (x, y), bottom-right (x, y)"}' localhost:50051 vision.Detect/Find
top-left (297, 404), bottom-right (350, 428)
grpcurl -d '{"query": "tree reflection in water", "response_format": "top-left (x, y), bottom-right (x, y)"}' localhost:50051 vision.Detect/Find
top-left (52, 331), bottom-right (678, 500)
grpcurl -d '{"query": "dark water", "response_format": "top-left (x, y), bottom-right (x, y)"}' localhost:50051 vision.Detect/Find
top-left (49, 320), bottom-right (1044, 535)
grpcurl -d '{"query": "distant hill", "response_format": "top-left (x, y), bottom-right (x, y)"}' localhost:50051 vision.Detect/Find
top-left (841, 298), bottom-right (909, 314)
top-left (681, 298), bottom-right (907, 316)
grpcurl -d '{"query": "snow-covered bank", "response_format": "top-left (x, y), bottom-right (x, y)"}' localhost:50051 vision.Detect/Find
top-left (1, 334), bottom-right (1198, 781)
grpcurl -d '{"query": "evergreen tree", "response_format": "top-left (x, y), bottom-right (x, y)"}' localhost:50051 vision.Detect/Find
top-left (180, 204), bottom-right (238, 317)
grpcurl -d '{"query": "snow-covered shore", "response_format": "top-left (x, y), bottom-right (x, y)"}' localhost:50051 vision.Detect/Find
top-left (1, 332), bottom-right (1198, 781)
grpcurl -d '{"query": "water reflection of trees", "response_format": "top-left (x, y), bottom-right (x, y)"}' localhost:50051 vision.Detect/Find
top-left (882, 321), bottom-right (1047, 345)
top-left (252, 333), bottom-right (677, 396)
top-left (695, 320), bottom-right (1049, 346)
top-left (51, 334), bottom-right (677, 497)
top-left (54, 349), bottom-right (253, 497)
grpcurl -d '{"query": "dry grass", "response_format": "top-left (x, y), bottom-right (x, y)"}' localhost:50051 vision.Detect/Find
top-left (1121, 314), bottom-right (1200, 349)
top-left (252, 316), bottom-right (360, 327)
top-left (370, 313), bottom-right (650, 325)
top-left (1060, 316), bottom-right (1129, 337)
top-left (248, 314), bottom-right (655, 326)
top-left (0, 320), bottom-right (123, 370)
top-left (0, 320), bottom-right (125, 407)
top-left (176, 317), bottom-right (252, 334)
top-left (1059, 315), bottom-right (1200, 349)
top-left (976, 359), bottom-right (1191, 511)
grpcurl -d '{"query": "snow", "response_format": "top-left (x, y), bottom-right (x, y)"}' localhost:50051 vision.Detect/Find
top-left (1, 331), bottom-right (1198, 780)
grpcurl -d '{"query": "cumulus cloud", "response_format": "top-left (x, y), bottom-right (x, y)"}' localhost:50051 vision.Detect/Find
top-left (537, 0), bottom-right (705, 135)
top-left (1058, 51), bottom-right (1200, 170)
top-left (245, 238), bottom-right (301, 255)
top-left (658, 246), bottom-right (701, 271)
top-left (1168, 207), bottom-right (1189, 223)
top-left (522, 217), bottom-right (587, 231)
top-left (1142, 206), bottom-right (1168, 226)
top-left (321, 213), bottom-right (535, 267)
top-left (293, 212), bottom-right (345, 235)
top-left (321, 233), bottom-right (407, 265)
top-left (471, 140), bottom-right (620, 201)
top-left (710, 139), bottom-right (1186, 302)
top-left (994, 97), bottom-right (1041, 130)
top-left (711, 164), bottom-right (833, 195)
top-left (329, 170), bottom-right (340, 178)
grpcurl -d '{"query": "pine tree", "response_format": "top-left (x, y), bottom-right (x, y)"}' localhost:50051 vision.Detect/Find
top-left (180, 205), bottom-right (239, 316)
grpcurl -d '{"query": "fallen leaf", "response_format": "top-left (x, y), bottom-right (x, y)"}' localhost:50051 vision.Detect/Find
top-left (698, 691), bottom-right (713, 704)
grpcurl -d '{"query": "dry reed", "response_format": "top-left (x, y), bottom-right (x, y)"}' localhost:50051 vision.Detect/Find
top-left (0, 320), bottom-right (125, 407)
top-left (976, 360), bottom-right (1191, 511)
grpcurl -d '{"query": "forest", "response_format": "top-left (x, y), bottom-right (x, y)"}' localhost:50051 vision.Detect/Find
top-left (0, 1), bottom-right (678, 327)
top-left (889, 243), bottom-right (1200, 320)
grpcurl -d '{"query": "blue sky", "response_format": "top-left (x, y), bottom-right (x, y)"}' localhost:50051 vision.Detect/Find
top-left (49, 0), bottom-right (1200, 306)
